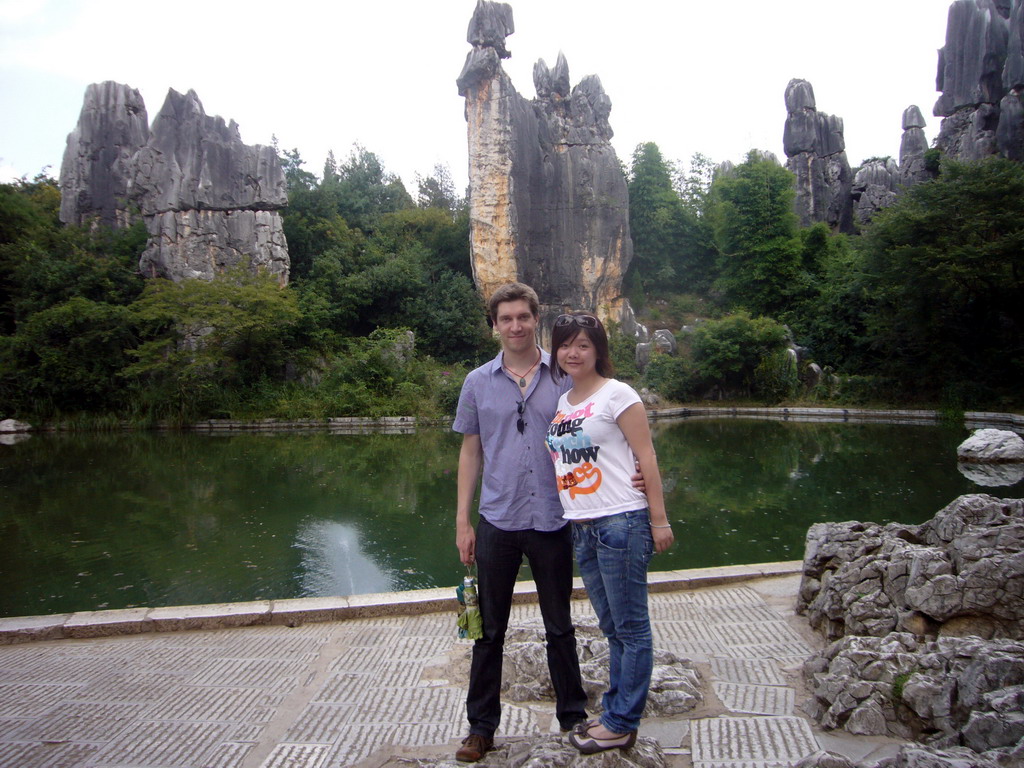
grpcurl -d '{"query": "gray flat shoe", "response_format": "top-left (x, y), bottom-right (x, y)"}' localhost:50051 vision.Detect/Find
top-left (568, 724), bottom-right (637, 754)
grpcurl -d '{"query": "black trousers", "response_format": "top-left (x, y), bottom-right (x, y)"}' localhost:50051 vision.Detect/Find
top-left (466, 518), bottom-right (589, 736)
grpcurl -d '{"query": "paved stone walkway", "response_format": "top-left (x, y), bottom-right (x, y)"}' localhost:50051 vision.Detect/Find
top-left (0, 572), bottom-right (907, 767)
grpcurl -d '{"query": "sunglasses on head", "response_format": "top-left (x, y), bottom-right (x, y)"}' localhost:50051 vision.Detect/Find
top-left (554, 314), bottom-right (598, 328)
top-left (516, 400), bottom-right (525, 434)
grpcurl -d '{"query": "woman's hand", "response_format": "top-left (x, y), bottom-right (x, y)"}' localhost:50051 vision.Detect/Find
top-left (652, 525), bottom-right (674, 554)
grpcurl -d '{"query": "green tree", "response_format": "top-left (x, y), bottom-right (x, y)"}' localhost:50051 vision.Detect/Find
top-left (709, 152), bottom-right (802, 316)
top-left (0, 297), bottom-right (137, 414)
top-left (855, 156), bottom-right (1024, 401)
top-left (689, 311), bottom-right (790, 396)
top-left (123, 271), bottom-right (301, 418)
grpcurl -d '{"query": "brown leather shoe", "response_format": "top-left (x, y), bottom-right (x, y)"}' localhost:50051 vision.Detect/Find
top-left (455, 734), bottom-right (494, 762)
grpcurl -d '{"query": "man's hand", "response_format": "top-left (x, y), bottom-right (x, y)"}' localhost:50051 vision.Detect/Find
top-left (631, 460), bottom-right (646, 494)
top-left (457, 523), bottom-right (477, 566)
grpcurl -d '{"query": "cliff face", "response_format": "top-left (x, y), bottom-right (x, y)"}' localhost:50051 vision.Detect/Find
top-left (783, 79), bottom-right (855, 233)
top-left (132, 89), bottom-right (289, 283)
top-left (59, 81), bottom-right (150, 228)
top-left (59, 84), bottom-right (290, 283)
top-left (457, 0), bottom-right (633, 336)
top-left (935, 0), bottom-right (1024, 162)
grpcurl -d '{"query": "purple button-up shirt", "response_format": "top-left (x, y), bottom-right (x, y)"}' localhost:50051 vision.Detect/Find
top-left (453, 348), bottom-right (572, 532)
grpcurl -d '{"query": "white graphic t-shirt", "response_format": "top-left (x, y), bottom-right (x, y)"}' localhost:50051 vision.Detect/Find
top-left (545, 379), bottom-right (647, 520)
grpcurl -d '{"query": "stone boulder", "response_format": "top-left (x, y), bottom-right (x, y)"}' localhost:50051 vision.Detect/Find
top-left (131, 89), bottom-right (289, 283)
top-left (798, 494), bottom-right (1024, 641)
top-left (783, 79), bottom-right (854, 233)
top-left (957, 428), bottom-right (1024, 463)
top-left (59, 81), bottom-right (150, 228)
top-left (803, 632), bottom-right (1024, 755)
top-left (457, 1), bottom-right (634, 343)
top-left (652, 330), bottom-right (677, 356)
top-left (498, 617), bottom-right (703, 717)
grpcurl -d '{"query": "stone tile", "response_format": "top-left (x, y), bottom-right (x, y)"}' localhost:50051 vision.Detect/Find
top-left (0, 682), bottom-right (83, 717)
top-left (710, 658), bottom-right (786, 686)
top-left (145, 685), bottom-right (282, 723)
top-left (202, 740), bottom-right (258, 768)
top-left (0, 740), bottom-right (101, 767)
top-left (686, 587), bottom-right (765, 607)
top-left (282, 702), bottom-right (353, 742)
top-left (320, 725), bottom-right (399, 767)
top-left (642, 718), bottom-right (691, 749)
top-left (259, 742), bottom-right (332, 768)
top-left (89, 720), bottom-right (231, 766)
top-left (712, 621), bottom-right (806, 648)
top-left (186, 657), bottom-right (308, 688)
top-left (348, 686), bottom-right (463, 725)
top-left (12, 701), bottom-right (146, 742)
top-left (712, 683), bottom-right (795, 716)
top-left (691, 716), bottom-right (818, 763)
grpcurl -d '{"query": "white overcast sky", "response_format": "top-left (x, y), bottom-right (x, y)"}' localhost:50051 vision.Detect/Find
top-left (1, 0), bottom-right (951, 193)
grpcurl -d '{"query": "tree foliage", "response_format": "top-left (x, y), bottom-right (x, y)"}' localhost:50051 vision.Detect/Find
top-left (708, 152), bottom-right (802, 317)
top-left (853, 157), bottom-right (1024, 398)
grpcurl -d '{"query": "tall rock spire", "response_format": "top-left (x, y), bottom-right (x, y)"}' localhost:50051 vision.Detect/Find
top-left (457, 0), bottom-right (636, 340)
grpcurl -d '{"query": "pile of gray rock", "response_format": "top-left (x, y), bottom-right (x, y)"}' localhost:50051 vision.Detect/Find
top-left (492, 616), bottom-right (703, 718)
top-left (797, 493), bottom-right (1024, 767)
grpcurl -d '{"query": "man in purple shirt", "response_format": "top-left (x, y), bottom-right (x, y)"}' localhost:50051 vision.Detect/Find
top-left (452, 282), bottom-right (588, 762)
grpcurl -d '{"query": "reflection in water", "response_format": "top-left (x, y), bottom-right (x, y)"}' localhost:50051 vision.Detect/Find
top-left (958, 461), bottom-right (1024, 487)
top-left (294, 520), bottom-right (393, 596)
top-left (2, 422), bottom-right (1022, 618)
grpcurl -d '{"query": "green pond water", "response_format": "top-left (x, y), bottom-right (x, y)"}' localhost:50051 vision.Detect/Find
top-left (1, 418), bottom-right (1021, 619)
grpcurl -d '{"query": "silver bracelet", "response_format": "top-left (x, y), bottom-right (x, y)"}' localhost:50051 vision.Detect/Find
top-left (651, 523), bottom-right (672, 528)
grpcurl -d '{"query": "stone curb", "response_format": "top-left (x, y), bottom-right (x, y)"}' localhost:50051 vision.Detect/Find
top-left (0, 560), bottom-right (803, 645)
top-left (21, 409), bottom-right (1024, 433)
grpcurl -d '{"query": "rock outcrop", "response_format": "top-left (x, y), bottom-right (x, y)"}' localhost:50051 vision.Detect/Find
top-left (457, 0), bottom-right (634, 339)
top-left (798, 494), bottom-right (1024, 642)
top-left (934, 0), bottom-right (1024, 163)
top-left (783, 79), bottom-right (855, 233)
top-left (851, 158), bottom-right (899, 226)
top-left (899, 106), bottom-right (931, 186)
top-left (132, 89), bottom-right (289, 283)
top-left (59, 84), bottom-right (290, 284)
top-left (482, 617), bottom-right (704, 717)
top-left (798, 493), bottom-right (1024, 762)
top-left (804, 633), bottom-right (1024, 761)
top-left (59, 81), bottom-right (150, 228)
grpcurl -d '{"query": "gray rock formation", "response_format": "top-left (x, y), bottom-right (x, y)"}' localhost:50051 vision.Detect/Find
top-left (851, 158), bottom-right (899, 225)
top-left (59, 83), bottom-right (290, 284)
top-left (457, 0), bottom-right (633, 339)
top-left (803, 632), bottom-right (1024, 759)
top-left (957, 428), bottom-right (1024, 463)
top-left (132, 89), bottom-right (289, 283)
top-left (59, 81), bottom-right (150, 228)
top-left (496, 617), bottom-right (703, 717)
top-left (798, 494), bottom-right (1024, 641)
top-left (784, 79), bottom-right (855, 233)
top-left (652, 330), bottom-right (677, 356)
top-left (798, 492), bottom-right (1024, 764)
top-left (934, 0), bottom-right (1022, 161)
top-left (899, 106), bottom-right (931, 186)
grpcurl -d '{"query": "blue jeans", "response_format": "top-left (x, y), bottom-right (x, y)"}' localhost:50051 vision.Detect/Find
top-left (466, 518), bottom-right (588, 737)
top-left (573, 509), bottom-right (654, 734)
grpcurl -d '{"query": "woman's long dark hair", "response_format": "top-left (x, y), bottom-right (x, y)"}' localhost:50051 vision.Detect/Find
top-left (550, 314), bottom-right (615, 380)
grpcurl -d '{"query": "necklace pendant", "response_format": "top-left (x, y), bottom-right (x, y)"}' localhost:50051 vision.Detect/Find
top-left (519, 378), bottom-right (526, 387)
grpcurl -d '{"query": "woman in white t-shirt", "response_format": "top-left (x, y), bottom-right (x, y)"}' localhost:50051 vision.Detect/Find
top-left (544, 313), bottom-right (674, 755)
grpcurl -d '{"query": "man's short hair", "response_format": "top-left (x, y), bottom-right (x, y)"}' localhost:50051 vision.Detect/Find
top-left (488, 282), bottom-right (540, 323)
